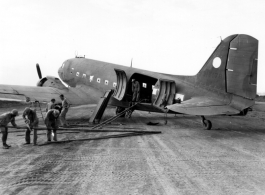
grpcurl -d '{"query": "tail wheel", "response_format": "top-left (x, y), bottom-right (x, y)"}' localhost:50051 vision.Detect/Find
top-left (202, 120), bottom-right (212, 130)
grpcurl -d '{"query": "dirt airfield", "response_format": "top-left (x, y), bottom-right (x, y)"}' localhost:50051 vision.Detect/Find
top-left (1, 103), bottom-right (265, 195)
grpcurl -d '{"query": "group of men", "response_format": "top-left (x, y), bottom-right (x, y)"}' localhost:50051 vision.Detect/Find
top-left (0, 79), bottom-right (141, 149)
top-left (0, 94), bottom-right (70, 149)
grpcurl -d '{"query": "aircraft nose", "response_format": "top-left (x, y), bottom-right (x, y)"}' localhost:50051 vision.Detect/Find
top-left (58, 61), bottom-right (66, 80)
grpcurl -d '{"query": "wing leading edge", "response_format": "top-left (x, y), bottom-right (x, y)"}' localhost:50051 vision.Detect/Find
top-left (0, 84), bottom-right (86, 105)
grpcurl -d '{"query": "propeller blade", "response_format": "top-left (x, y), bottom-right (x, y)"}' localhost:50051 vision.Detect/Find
top-left (36, 63), bottom-right (42, 79)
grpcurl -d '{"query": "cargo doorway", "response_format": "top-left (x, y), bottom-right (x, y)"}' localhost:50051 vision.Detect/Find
top-left (128, 73), bottom-right (158, 103)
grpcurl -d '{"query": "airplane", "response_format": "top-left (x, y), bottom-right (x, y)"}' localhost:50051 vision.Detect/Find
top-left (0, 34), bottom-right (258, 130)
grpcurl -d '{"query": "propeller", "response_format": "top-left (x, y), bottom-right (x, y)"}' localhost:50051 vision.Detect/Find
top-left (36, 63), bottom-right (42, 79)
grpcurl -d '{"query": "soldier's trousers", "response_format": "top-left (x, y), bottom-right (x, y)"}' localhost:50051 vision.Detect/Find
top-left (1, 127), bottom-right (8, 145)
top-left (25, 128), bottom-right (31, 144)
top-left (25, 128), bottom-right (38, 145)
top-left (60, 108), bottom-right (69, 126)
top-left (47, 129), bottom-right (57, 141)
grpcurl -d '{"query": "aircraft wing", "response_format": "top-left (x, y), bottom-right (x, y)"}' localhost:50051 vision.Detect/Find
top-left (166, 97), bottom-right (240, 115)
top-left (0, 84), bottom-right (84, 104)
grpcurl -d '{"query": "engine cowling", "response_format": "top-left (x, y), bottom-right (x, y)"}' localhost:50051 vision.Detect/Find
top-left (36, 76), bottom-right (67, 90)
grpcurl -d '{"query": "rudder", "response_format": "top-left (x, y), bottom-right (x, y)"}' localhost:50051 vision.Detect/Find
top-left (226, 34), bottom-right (258, 99)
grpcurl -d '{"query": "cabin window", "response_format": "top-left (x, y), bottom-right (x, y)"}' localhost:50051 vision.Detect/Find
top-left (97, 78), bottom-right (101, 83)
top-left (152, 88), bottom-right (158, 95)
top-left (82, 74), bottom-right (86, 78)
top-left (105, 80), bottom-right (109, 85)
top-left (113, 82), bottom-right (117, 87)
top-left (76, 72), bottom-right (79, 76)
top-left (143, 83), bottom-right (147, 88)
top-left (175, 94), bottom-right (184, 101)
top-left (90, 75), bottom-right (94, 82)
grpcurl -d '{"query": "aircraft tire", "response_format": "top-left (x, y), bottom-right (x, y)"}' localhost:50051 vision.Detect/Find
top-left (203, 120), bottom-right (212, 130)
top-left (116, 107), bottom-right (125, 117)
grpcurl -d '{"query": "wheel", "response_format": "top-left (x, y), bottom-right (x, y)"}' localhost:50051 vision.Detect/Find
top-left (125, 110), bottom-right (132, 118)
top-left (116, 107), bottom-right (125, 117)
top-left (202, 120), bottom-right (212, 130)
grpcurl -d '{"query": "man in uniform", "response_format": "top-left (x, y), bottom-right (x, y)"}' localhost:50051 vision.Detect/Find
top-left (46, 98), bottom-right (56, 112)
top-left (0, 109), bottom-right (19, 149)
top-left (44, 109), bottom-right (60, 142)
top-left (22, 107), bottom-right (39, 145)
top-left (132, 79), bottom-right (140, 103)
top-left (126, 79), bottom-right (141, 118)
top-left (59, 94), bottom-right (70, 127)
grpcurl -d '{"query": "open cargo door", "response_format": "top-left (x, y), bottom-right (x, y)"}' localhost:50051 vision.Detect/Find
top-left (152, 79), bottom-right (176, 108)
top-left (113, 69), bottom-right (127, 101)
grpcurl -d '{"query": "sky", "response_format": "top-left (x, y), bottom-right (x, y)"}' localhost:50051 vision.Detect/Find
top-left (0, 0), bottom-right (265, 94)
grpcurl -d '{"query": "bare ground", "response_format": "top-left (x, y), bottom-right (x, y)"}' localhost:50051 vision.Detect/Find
top-left (0, 105), bottom-right (265, 195)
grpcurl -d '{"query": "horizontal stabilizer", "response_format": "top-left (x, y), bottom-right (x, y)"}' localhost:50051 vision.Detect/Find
top-left (252, 102), bottom-right (265, 112)
top-left (166, 97), bottom-right (239, 115)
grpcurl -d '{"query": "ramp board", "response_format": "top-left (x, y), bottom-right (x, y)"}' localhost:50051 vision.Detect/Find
top-left (89, 90), bottom-right (114, 124)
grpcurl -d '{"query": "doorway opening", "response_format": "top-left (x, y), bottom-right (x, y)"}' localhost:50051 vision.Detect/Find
top-left (127, 73), bottom-right (158, 103)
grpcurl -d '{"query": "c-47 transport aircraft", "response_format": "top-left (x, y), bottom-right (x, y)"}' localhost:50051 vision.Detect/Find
top-left (0, 34), bottom-right (258, 130)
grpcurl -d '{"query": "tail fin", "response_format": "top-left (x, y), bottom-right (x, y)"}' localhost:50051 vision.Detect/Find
top-left (196, 34), bottom-right (258, 99)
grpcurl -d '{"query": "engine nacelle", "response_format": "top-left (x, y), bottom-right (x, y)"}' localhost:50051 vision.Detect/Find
top-left (36, 76), bottom-right (67, 90)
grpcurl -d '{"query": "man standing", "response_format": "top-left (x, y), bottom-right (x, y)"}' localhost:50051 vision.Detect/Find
top-left (46, 98), bottom-right (56, 112)
top-left (44, 109), bottom-right (60, 142)
top-left (0, 109), bottom-right (19, 149)
top-left (59, 94), bottom-right (70, 127)
top-left (22, 107), bottom-right (39, 145)
top-left (132, 79), bottom-right (140, 103)
top-left (126, 79), bottom-right (141, 118)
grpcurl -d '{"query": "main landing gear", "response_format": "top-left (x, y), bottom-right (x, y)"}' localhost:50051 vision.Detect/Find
top-left (116, 107), bottom-right (126, 117)
top-left (201, 116), bottom-right (212, 130)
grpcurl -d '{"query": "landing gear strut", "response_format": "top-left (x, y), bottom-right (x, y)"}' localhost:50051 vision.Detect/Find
top-left (201, 116), bottom-right (212, 130)
top-left (164, 109), bottom-right (169, 125)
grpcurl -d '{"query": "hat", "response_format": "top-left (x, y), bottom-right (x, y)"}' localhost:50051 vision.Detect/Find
top-left (11, 109), bottom-right (19, 116)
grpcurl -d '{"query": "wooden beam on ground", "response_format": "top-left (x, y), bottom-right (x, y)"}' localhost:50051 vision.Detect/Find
top-left (16, 131), bottom-right (79, 136)
top-left (7, 126), bottom-right (161, 134)
top-left (38, 132), bottom-right (152, 146)
top-left (69, 125), bottom-right (144, 130)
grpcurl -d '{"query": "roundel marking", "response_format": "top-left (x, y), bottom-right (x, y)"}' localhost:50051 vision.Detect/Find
top-left (212, 57), bottom-right (221, 68)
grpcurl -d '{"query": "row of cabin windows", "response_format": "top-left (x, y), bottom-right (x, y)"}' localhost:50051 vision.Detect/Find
top-left (74, 71), bottom-right (149, 89)
top-left (75, 71), bottom-right (117, 87)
